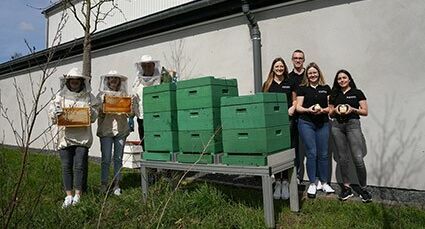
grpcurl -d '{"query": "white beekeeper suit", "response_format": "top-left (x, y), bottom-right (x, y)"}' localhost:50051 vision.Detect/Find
top-left (131, 55), bottom-right (161, 119)
top-left (96, 70), bottom-right (130, 138)
top-left (49, 67), bottom-right (99, 150)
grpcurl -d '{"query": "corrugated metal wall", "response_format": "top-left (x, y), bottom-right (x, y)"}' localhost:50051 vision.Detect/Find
top-left (47, 0), bottom-right (194, 47)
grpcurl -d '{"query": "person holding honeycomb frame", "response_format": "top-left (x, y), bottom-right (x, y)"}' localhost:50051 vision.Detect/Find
top-left (49, 67), bottom-right (99, 208)
top-left (96, 70), bottom-right (131, 196)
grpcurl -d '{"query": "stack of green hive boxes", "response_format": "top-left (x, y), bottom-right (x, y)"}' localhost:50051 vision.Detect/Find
top-left (220, 93), bottom-right (291, 166)
top-left (176, 76), bottom-right (238, 163)
top-left (143, 83), bottom-right (178, 161)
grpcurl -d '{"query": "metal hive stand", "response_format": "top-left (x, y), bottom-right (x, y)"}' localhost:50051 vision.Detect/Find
top-left (140, 148), bottom-right (299, 228)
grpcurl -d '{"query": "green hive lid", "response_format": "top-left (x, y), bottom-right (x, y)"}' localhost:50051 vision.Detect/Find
top-left (176, 76), bottom-right (237, 89)
top-left (143, 82), bottom-right (176, 94)
top-left (221, 93), bottom-right (286, 106)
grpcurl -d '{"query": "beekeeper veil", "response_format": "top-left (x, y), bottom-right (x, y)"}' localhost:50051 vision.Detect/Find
top-left (99, 70), bottom-right (128, 96)
top-left (59, 67), bottom-right (91, 96)
top-left (134, 55), bottom-right (161, 87)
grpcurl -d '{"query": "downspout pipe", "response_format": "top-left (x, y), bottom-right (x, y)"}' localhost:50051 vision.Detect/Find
top-left (242, 0), bottom-right (262, 93)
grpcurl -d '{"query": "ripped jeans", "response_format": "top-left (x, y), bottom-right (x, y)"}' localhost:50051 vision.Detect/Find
top-left (331, 119), bottom-right (367, 187)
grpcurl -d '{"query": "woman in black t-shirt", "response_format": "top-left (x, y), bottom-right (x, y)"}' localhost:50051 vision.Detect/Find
top-left (329, 69), bottom-right (372, 203)
top-left (296, 62), bottom-right (335, 198)
top-left (262, 57), bottom-right (294, 111)
top-left (262, 57), bottom-right (295, 200)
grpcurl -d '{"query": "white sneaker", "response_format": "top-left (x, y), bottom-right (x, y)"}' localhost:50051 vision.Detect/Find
top-left (113, 188), bottom-right (122, 196)
top-left (316, 180), bottom-right (323, 191)
top-left (281, 180), bottom-right (290, 200)
top-left (307, 183), bottom-right (317, 198)
top-left (321, 183), bottom-right (335, 193)
top-left (273, 181), bottom-right (282, 199)
top-left (62, 195), bottom-right (73, 208)
top-left (72, 194), bottom-right (80, 206)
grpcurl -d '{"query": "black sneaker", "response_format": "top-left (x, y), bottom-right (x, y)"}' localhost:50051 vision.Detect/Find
top-left (359, 189), bottom-right (372, 203)
top-left (350, 184), bottom-right (363, 195)
top-left (339, 186), bottom-right (354, 201)
top-left (350, 184), bottom-right (372, 203)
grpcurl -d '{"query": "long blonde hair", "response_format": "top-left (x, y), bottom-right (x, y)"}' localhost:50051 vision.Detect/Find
top-left (262, 57), bottom-right (288, 92)
top-left (300, 62), bottom-right (326, 86)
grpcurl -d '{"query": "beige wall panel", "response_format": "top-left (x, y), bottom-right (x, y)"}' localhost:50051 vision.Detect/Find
top-left (259, 0), bottom-right (425, 189)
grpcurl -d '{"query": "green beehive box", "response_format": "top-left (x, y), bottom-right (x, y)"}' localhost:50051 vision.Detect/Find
top-left (178, 130), bottom-right (222, 153)
top-left (144, 131), bottom-right (179, 152)
top-left (177, 108), bottom-right (220, 131)
top-left (143, 152), bottom-right (172, 161)
top-left (144, 111), bottom-right (178, 131)
top-left (221, 93), bottom-right (289, 129)
top-left (222, 125), bottom-right (290, 154)
top-left (176, 76), bottom-right (238, 109)
top-left (176, 153), bottom-right (214, 164)
top-left (143, 83), bottom-right (177, 113)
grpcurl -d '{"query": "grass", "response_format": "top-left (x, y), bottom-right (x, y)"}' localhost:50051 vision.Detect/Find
top-left (1, 147), bottom-right (425, 228)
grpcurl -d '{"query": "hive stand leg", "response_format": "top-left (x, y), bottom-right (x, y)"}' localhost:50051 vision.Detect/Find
top-left (289, 167), bottom-right (300, 212)
top-left (141, 165), bottom-right (148, 203)
top-left (262, 175), bottom-right (275, 228)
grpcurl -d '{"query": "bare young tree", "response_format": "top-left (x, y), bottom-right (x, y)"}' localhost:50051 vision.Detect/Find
top-left (0, 11), bottom-right (69, 229)
top-left (163, 39), bottom-right (196, 80)
top-left (63, 0), bottom-right (126, 78)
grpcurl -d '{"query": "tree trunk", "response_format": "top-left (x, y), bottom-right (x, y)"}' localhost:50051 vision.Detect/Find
top-left (82, 0), bottom-right (92, 78)
top-left (82, 32), bottom-right (92, 78)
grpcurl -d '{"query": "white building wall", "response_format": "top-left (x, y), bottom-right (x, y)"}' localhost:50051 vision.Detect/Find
top-left (257, 0), bottom-right (425, 189)
top-left (46, 0), bottom-right (194, 47)
top-left (2, 0), bottom-right (425, 190)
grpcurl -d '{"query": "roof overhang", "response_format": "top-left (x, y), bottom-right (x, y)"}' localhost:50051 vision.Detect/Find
top-left (42, 0), bottom-right (81, 17)
top-left (0, 0), bottom-right (294, 78)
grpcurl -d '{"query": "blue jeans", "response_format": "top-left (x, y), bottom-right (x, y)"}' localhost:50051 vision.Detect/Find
top-left (59, 146), bottom-right (88, 191)
top-left (100, 136), bottom-right (127, 185)
top-left (331, 119), bottom-right (367, 187)
top-left (290, 117), bottom-right (304, 180)
top-left (298, 119), bottom-right (330, 183)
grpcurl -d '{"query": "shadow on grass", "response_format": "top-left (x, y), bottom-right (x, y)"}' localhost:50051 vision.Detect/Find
top-left (213, 183), bottom-right (264, 208)
top-left (120, 170), bottom-right (142, 189)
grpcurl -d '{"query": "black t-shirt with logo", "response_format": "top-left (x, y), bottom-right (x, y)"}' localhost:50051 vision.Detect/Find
top-left (296, 84), bottom-right (331, 125)
top-left (288, 70), bottom-right (304, 94)
top-left (288, 70), bottom-right (304, 118)
top-left (329, 88), bottom-right (366, 122)
top-left (268, 78), bottom-right (293, 109)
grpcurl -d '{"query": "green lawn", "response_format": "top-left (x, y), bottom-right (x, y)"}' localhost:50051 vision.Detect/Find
top-left (1, 147), bottom-right (424, 228)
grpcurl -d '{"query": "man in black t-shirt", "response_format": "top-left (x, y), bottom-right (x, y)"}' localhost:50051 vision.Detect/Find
top-left (288, 49), bottom-right (305, 91)
top-left (288, 49), bottom-right (305, 183)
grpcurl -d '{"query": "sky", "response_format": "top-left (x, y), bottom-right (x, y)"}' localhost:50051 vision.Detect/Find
top-left (0, 0), bottom-right (54, 64)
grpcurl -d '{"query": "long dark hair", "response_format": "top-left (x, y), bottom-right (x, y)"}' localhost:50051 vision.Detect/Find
top-left (262, 57), bottom-right (288, 92)
top-left (330, 69), bottom-right (357, 100)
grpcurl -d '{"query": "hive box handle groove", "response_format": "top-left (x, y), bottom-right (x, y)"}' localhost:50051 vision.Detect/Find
top-left (275, 129), bottom-right (282, 136)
